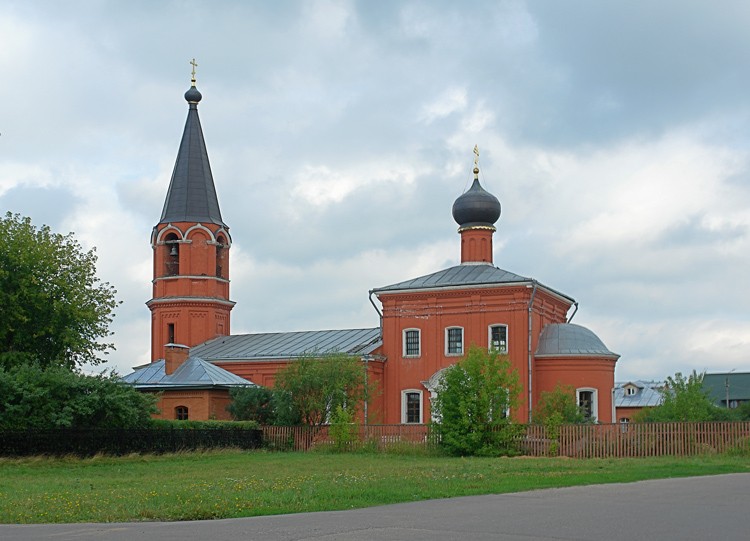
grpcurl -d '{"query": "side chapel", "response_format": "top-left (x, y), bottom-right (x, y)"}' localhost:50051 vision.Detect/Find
top-left (124, 73), bottom-right (620, 423)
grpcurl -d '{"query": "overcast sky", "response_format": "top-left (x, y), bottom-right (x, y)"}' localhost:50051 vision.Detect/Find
top-left (2, 0), bottom-right (749, 382)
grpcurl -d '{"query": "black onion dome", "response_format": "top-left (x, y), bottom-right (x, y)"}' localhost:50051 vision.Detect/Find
top-left (452, 174), bottom-right (501, 228)
top-left (184, 85), bottom-right (202, 104)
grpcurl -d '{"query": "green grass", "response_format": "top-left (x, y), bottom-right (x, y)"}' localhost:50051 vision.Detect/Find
top-left (0, 450), bottom-right (748, 523)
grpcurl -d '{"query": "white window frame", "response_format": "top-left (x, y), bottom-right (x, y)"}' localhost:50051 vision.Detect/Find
top-left (490, 387), bottom-right (511, 420)
top-left (488, 324), bottom-right (508, 354)
top-left (625, 386), bottom-right (637, 396)
top-left (576, 387), bottom-right (598, 421)
top-left (402, 328), bottom-right (421, 358)
top-left (445, 326), bottom-right (464, 356)
top-left (401, 389), bottom-right (423, 424)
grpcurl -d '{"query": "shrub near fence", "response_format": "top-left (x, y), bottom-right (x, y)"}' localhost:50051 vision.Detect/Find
top-left (263, 422), bottom-right (750, 457)
top-left (0, 426), bottom-right (262, 457)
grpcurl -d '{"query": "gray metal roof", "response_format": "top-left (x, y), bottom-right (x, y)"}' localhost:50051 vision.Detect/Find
top-left (158, 85), bottom-right (226, 227)
top-left (373, 264), bottom-right (531, 292)
top-left (535, 323), bottom-right (619, 358)
top-left (121, 357), bottom-right (254, 389)
top-left (191, 328), bottom-right (382, 361)
top-left (703, 372), bottom-right (750, 404)
top-left (614, 381), bottom-right (664, 408)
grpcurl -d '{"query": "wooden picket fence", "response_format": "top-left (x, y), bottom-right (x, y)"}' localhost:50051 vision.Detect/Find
top-left (261, 424), bottom-right (435, 452)
top-left (261, 422), bottom-right (750, 457)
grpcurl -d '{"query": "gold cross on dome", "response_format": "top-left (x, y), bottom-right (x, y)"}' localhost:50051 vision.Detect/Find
top-left (190, 58), bottom-right (198, 83)
top-left (473, 144), bottom-right (480, 167)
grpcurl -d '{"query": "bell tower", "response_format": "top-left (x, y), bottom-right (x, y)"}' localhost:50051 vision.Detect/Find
top-left (147, 61), bottom-right (235, 361)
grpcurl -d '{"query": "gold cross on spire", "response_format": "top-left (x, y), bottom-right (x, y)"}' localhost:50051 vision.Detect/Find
top-left (190, 58), bottom-right (198, 85)
top-left (473, 145), bottom-right (480, 178)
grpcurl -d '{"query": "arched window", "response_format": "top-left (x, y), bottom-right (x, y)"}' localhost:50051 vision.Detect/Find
top-left (164, 233), bottom-right (180, 276)
top-left (402, 328), bottom-right (421, 357)
top-left (216, 236), bottom-right (226, 278)
top-left (445, 327), bottom-right (463, 356)
top-left (175, 406), bottom-right (189, 421)
top-left (401, 390), bottom-right (423, 424)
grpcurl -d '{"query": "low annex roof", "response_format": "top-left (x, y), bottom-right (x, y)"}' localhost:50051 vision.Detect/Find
top-left (191, 328), bottom-right (382, 362)
top-left (614, 381), bottom-right (664, 408)
top-left (535, 323), bottom-right (619, 358)
top-left (122, 357), bottom-right (254, 389)
top-left (371, 264), bottom-right (574, 302)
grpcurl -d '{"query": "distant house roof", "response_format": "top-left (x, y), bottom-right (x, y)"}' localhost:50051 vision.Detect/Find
top-left (535, 323), bottom-right (619, 358)
top-left (190, 328), bottom-right (382, 362)
top-left (122, 357), bottom-right (254, 390)
top-left (371, 264), bottom-right (575, 303)
top-left (614, 381), bottom-right (663, 408)
top-left (703, 372), bottom-right (750, 405)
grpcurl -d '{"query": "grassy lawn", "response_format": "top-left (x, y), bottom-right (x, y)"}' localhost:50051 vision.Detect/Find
top-left (0, 450), bottom-right (748, 523)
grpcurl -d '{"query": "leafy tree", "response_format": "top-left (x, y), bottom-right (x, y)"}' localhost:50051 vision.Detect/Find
top-left (635, 370), bottom-right (734, 422)
top-left (273, 353), bottom-right (368, 426)
top-left (432, 346), bottom-right (521, 456)
top-left (534, 384), bottom-right (589, 425)
top-left (0, 213), bottom-right (119, 370)
top-left (0, 364), bottom-right (157, 429)
top-left (227, 386), bottom-right (302, 425)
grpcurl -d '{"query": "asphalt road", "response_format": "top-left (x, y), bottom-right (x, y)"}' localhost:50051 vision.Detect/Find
top-left (2, 473), bottom-right (748, 541)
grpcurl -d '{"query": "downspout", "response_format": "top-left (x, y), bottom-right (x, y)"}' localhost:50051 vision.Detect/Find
top-left (368, 290), bottom-right (383, 330)
top-left (366, 291), bottom-right (383, 426)
top-left (567, 301), bottom-right (579, 323)
top-left (527, 281), bottom-right (538, 423)
top-left (362, 354), bottom-right (370, 425)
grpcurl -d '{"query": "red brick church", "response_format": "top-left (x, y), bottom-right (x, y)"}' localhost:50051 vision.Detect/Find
top-left (124, 76), bottom-right (619, 423)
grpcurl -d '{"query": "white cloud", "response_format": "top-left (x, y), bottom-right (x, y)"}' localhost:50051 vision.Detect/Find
top-left (419, 87), bottom-right (468, 123)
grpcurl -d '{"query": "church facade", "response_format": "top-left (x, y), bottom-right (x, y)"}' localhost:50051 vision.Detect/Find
top-left (125, 77), bottom-right (619, 424)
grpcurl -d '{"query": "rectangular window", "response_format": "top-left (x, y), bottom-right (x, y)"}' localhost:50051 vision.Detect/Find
top-left (167, 323), bottom-right (175, 344)
top-left (489, 325), bottom-right (508, 353)
top-left (175, 406), bottom-right (189, 420)
top-left (404, 329), bottom-right (420, 357)
top-left (405, 392), bottom-right (421, 424)
top-left (446, 327), bottom-right (463, 355)
top-left (578, 390), bottom-right (595, 420)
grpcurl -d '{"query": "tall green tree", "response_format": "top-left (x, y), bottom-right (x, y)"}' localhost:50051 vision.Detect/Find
top-left (273, 353), bottom-right (368, 426)
top-left (0, 213), bottom-right (119, 369)
top-left (635, 370), bottom-right (734, 422)
top-left (432, 346), bottom-right (521, 456)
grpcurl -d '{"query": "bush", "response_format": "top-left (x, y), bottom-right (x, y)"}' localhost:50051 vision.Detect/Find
top-left (328, 405), bottom-right (358, 452)
top-left (0, 364), bottom-right (156, 430)
top-left (227, 387), bottom-right (276, 423)
top-left (432, 346), bottom-right (522, 456)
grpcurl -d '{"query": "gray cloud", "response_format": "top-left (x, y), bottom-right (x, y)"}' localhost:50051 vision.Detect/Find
top-left (1, 0), bottom-right (748, 381)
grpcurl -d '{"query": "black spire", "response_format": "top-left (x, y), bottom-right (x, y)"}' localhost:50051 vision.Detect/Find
top-left (158, 69), bottom-right (225, 227)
